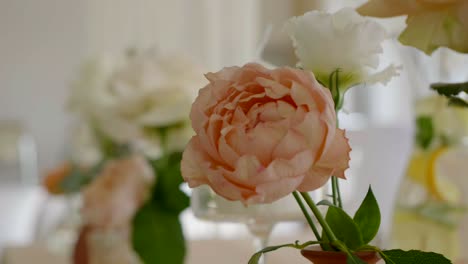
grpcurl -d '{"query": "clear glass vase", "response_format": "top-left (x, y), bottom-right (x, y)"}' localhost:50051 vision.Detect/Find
top-left (391, 106), bottom-right (468, 263)
top-left (391, 145), bottom-right (468, 262)
top-left (191, 186), bottom-right (326, 264)
top-left (391, 47), bottom-right (468, 263)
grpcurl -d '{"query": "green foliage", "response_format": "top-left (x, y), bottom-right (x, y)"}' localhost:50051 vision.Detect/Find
top-left (132, 151), bottom-right (189, 264)
top-left (60, 163), bottom-right (104, 193)
top-left (415, 116), bottom-right (434, 150)
top-left (248, 244), bottom-right (296, 264)
top-left (380, 249), bottom-right (452, 264)
top-left (317, 199), bottom-right (335, 207)
top-left (248, 241), bottom-right (323, 264)
top-left (353, 187), bottom-right (381, 244)
top-left (447, 97), bottom-right (468, 107)
top-left (323, 206), bottom-right (364, 250)
top-left (150, 152), bottom-right (190, 214)
top-left (431, 81), bottom-right (468, 107)
top-left (346, 254), bottom-right (367, 264)
top-left (431, 81), bottom-right (468, 96)
top-left (132, 202), bottom-right (186, 264)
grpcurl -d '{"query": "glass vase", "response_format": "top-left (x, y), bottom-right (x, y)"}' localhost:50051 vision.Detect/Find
top-left (391, 144), bottom-right (468, 262)
top-left (191, 186), bottom-right (325, 264)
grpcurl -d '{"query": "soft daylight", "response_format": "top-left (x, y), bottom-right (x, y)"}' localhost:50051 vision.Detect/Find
top-left (1, 1), bottom-right (468, 264)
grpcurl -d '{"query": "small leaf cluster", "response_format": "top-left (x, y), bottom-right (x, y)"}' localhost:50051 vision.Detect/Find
top-left (431, 81), bottom-right (468, 108)
top-left (248, 187), bottom-right (452, 264)
top-left (415, 116), bottom-right (434, 150)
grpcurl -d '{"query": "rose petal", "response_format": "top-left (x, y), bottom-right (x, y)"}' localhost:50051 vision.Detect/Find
top-left (181, 137), bottom-right (211, 187)
top-left (296, 166), bottom-right (333, 192)
top-left (206, 168), bottom-right (257, 202)
top-left (248, 176), bottom-right (304, 204)
top-left (315, 129), bottom-right (351, 179)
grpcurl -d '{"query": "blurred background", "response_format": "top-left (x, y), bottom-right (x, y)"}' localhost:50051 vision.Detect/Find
top-left (1, 0), bottom-right (468, 263)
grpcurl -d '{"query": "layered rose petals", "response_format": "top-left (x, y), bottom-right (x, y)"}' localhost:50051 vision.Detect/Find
top-left (181, 63), bottom-right (351, 204)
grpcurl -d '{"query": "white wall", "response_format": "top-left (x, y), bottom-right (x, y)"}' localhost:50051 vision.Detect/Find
top-left (0, 0), bottom-right (86, 174)
top-left (0, 0), bottom-right (262, 173)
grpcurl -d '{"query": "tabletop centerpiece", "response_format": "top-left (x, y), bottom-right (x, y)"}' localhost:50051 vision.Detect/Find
top-left (180, 7), bottom-right (452, 264)
top-left (359, 0), bottom-right (468, 262)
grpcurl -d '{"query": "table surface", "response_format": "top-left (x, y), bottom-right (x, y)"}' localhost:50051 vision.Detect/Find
top-left (3, 238), bottom-right (311, 264)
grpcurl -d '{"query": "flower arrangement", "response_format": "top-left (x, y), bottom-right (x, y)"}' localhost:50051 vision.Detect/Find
top-left (358, 0), bottom-right (468, 261)
top-left (180, 8), bottom-right (452, 264)
top-left (44, 48), bottom-right (206, 264)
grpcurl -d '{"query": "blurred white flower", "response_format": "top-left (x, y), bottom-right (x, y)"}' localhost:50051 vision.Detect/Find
top-left (82, 155), bottom-right (155, 229)
top-left (70, 122), bottom-right (103, 166)
top-left (285, 8), bottom-right (399, 90)
top-left (69, 48), bottom-right (206, 158)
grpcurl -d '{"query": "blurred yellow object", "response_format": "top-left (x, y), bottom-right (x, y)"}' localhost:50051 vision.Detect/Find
top-left (406, 147), bottom-right (461, 203)
top-left (393, 210), bottom-right (460, 260)
top-left (394, 145), bottom-right (468, 261)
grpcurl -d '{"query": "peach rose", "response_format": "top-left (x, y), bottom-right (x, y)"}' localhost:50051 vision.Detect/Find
top-left (358, 0), bottom-right (468, 54)
top-left (82, 155), bottom-right (154, 228)
top-left (181, 63), bottom-right (350, 204)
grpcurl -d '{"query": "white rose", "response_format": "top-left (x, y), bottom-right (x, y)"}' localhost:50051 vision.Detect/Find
top-left (70, 48), bottom-right (206, 158)
top-left (70, 122), bottom-right (103, 166)
top-left (285, 8), bottom-right (399, 91)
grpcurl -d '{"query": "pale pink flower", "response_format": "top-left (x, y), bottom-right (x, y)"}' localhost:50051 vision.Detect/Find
top-left (181, 63), bottom-right (351, 204)
top-left (82, 155), bottom-right (154, 228)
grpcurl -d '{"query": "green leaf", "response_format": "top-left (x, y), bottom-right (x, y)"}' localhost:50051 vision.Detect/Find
top-left (150, 152), bottom-right (190, 213)
top-left (415, 116), bottom-right (434, 150)
top-left (323, 206), bottom-right (364, 250)
top-left (317, 199), bottom-right (335, 207)
top-left (430, 82), bottom-right (468, 109)
top-left (431, 81), bottom-right (468, 96)
top-left (248, 244), bottom-right (295, 264)
top-left (353, 187), bottom-right (381, 244)
top-left (380, 249), bottom-right (452, 264)
top-left (60, 163), bottom-right (104, 193)
top-left (346, 254), bottom-right (368, 264)
top-left (248, 241), bottom-right (322, 264)
top-left (132, 151), bottom-right (190, 264)
top-left (132, 202), bottom-right (186, 264)
top-left (447, 96), bottom-right (468, 108)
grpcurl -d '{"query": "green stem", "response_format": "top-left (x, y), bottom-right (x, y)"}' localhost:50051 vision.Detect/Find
top-left (331, 177), bottom-right (343, 209)
top-left (331, 177), bottom-right (338, 206)
top-left (335, 177), bottom-right (343, 208)
top-left (293, 191), bottom-right (321, 241)
top-left (328, 70), bottom-right (344, 209)
top-left (300, 192), bottom-right (338, 243)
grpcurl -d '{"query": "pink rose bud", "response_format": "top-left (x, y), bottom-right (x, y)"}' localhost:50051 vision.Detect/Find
top-left (181, 63), bottom-right (351, 204)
